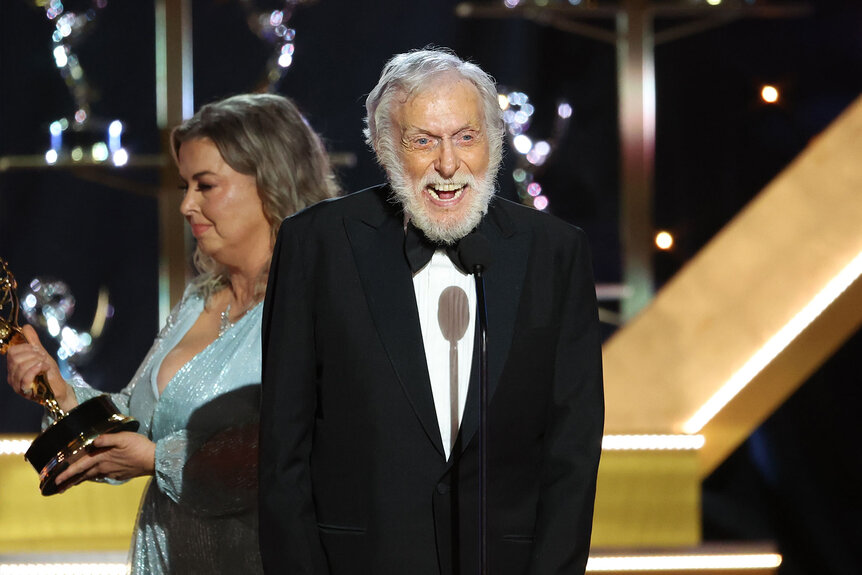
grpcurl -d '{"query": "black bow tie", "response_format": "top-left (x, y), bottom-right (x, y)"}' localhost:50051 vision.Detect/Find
top-left (404, 222), bottom-right (467, 274)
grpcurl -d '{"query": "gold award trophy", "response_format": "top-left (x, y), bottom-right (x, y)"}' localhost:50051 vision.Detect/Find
top-left (0, 258), bottom-right (138, 495)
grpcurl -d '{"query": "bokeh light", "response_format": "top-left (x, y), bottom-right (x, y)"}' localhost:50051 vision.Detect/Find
top-left (278, 53), bottom-right (293, 68)
top-left (761, 85), bottom-right (779, 104)
top-left (91, 142), bottom-right (109, 162)
top-left (533, 195), bottom-right (549, 211)
top-left (513, 134), bottom-right (532, 154)
top-left (527, 140), bottom-right (551, 166)
top-left (655, 231), bottom-right (674, 250)
top-left (108, 120), bottom-right (123, 138)
top-left (241, 3), bottom-right (299, 90)
top-left (527, 182), bottom-right (542, 197)
top-left (53, 45), bottom-right (67, 67)
top-left (112, 148), bottom-right (129, 167)
top-left (533, 141), bottom-right (551, 156)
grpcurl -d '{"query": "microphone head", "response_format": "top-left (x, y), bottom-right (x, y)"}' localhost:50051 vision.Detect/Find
top-left (458, 231), bottom-right (493, 273)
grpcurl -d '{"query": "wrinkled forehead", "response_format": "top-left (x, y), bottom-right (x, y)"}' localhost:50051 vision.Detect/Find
top-left (397, 70), bottom-right (479, 102)
top-left (391, 73), bottom-right (485, 126)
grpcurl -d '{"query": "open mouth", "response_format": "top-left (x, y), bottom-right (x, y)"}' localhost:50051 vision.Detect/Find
top-left (426, 182), bottom-right (467, 202)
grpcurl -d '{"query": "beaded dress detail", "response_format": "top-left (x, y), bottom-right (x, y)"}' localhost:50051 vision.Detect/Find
top-left (66, 285), bottom-right (264, 574)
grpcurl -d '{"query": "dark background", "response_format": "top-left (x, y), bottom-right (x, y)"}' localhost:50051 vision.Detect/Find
top-left (1, 1), bottom-right (861, 573)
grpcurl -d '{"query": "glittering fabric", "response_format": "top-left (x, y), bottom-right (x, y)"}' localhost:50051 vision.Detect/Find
top-left (67, 286), bottom-right (264, 574)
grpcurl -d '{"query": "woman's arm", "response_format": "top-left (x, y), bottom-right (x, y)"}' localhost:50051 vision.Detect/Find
top-left (5, 324), bottom-right (77, 413)
top-left (52, 431), bottom-right (156, 492)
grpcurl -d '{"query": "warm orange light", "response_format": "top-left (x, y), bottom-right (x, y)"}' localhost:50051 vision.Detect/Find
top-left (655, 231), bottom-right (674, 250)
top-left (761, 85), bottom-right (779, 104)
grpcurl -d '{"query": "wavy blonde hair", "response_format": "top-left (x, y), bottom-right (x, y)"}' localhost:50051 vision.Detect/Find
top-left (171, 93), bottom-right (338, 302)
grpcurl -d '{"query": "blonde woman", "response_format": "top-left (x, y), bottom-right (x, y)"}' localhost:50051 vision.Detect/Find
top-left (6, 93), bottom-right (337, 574)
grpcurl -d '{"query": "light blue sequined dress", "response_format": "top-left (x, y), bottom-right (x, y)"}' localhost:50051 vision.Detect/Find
top-left (67, 286), bottom-right (264, 574)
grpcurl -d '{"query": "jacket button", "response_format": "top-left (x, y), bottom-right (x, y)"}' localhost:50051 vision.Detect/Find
top-left (436, 483), bottom-right (449, 494)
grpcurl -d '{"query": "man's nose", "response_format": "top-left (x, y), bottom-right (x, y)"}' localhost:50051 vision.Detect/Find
top-left (434, 139), bottom-right (460, 179)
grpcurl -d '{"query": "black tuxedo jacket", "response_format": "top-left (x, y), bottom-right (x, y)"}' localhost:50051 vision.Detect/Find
top-left (259, 185), bottom-right (604, 575)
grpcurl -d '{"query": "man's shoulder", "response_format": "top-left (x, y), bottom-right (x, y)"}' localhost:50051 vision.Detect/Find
top-left (276, 184), bottom-right (397, 241)
top-left (286, 184), bottom-right (395, 224)
top-left (488, 195), bottom-right (586, 242)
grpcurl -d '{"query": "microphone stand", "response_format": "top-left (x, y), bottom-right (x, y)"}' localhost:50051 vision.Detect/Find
top-left (472, 263), bottom-right (488, 575)
top-left (458, 230), bottom-right (493, 574)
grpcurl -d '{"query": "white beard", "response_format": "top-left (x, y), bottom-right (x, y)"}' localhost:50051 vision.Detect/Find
top-left (388, 167), bottom-right (495, 246)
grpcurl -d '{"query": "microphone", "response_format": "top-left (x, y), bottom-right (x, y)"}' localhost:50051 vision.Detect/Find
top-left (458, 232), bottom-right (493, 275)
top-left (457, 231), bottom-right (492, 575)
top-left (438, 286), bottom-right (470, 454)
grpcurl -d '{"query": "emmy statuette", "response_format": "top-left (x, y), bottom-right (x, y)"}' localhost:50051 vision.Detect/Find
top-left (0, 258), bottom-right (138, 495)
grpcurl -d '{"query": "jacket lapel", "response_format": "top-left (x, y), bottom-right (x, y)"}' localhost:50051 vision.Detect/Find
top-left (344, 191), bottom-right (446, 459)
top-left (451, 200), bottom-right (531, 462)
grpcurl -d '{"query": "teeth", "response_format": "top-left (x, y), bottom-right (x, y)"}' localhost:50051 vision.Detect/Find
top-left (427, 188), bottom-right (463, 201)
top-left (432, 182), bottom-right (464, 192)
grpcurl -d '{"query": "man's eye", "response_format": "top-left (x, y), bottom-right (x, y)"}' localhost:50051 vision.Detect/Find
top-left (414, 137), bottom-right (431, 147)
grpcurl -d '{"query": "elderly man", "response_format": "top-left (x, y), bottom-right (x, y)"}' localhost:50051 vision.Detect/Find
top-left (259, 48), bottom-right (604, 574)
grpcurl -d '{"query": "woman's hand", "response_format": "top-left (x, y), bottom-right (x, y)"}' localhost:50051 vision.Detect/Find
top-left (53, 431), bottom-right (156, 492)
top-left (5, 324), bottom-right (76, 412)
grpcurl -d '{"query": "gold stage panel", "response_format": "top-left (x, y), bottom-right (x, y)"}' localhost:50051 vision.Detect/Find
top-left (0, 438), bottom-right (147, 553)
top-left (603, 95), bottom-right (862, 477)
top-left (592, 447), bottom-right (700, 548)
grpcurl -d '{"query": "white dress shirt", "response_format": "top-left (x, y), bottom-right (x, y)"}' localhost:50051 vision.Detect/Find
top-left (412, 250), bottom-right (476, 459)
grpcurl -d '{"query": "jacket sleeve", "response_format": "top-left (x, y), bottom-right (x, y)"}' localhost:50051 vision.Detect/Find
top-left (258, 217), bottom-right (330, 573)
top-left (529, 228), bottom-right (605, 574)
